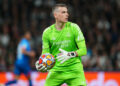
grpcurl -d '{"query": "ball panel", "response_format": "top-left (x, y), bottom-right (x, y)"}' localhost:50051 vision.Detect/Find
top-left (38, 54), bottom-right (55, 70)
top-left (47, 60), bottom-right (52, 66)
top-left (39, 58), bottom-right (43, 64)
top-left (51, 55), bottom-right (54, 57)
top-left (43, 63), bottom-right (46, 67)
top-left (46, 55), bottom-right (52, 59)
top-left (42, 54), bottom-right (46, 58)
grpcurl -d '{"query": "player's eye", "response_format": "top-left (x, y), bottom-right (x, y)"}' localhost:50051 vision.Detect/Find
top-left (62, 11), bottom-right (67, 14)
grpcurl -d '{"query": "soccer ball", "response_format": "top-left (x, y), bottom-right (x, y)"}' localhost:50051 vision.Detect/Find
top-left (39, 53), bottom-right (55, 70)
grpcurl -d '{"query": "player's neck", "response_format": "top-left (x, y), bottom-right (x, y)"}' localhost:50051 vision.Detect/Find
top-left (55, 21), bottom-right (65, 30)
top-left (24, 37), bottom-right (29, 41)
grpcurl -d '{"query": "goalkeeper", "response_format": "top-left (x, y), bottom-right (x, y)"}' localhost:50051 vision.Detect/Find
top-left (36, 4), bottom-right (87, 86)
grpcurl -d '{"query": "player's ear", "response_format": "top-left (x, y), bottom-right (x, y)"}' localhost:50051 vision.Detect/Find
top-left (53, 12), bottom-right (57, 19)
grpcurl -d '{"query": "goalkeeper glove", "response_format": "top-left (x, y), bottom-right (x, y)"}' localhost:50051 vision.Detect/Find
top-left (35, 60), bottom-right (48, 72)
top-left (56, 49), bottom-right (77, 64)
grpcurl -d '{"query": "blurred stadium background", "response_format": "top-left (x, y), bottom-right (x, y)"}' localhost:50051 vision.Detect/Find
top-left (0, 0), bottom-right (120, 86)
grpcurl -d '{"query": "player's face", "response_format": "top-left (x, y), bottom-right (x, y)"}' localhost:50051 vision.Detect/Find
top-left (25, 32), bottom-right (31, 40)
top-left (55, 7), bottom-right (69, 23)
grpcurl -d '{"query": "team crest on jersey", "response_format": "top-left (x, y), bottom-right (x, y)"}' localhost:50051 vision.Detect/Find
top-left (66, 33), bottom-right (71, 37)
top-left (52, 37), bottom-right (56, 40)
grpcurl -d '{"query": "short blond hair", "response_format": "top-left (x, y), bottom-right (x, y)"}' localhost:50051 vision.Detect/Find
top-left (52, 4), bottom-right (67, 14)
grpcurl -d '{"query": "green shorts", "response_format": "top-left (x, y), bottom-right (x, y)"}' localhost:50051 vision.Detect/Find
top-left (45, 66), bottom-right (87, 86)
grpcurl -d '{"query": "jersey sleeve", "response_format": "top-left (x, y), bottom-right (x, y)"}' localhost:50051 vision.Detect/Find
top-left (21, 41), bottom-right (31, 52)
top-left (42, 29), bottom-right (50, 54)
top-left (21, 41), bottom-right (28, 51)
top-left (73, 24), bottom-right (87, 56)
top-left (22, 43), bottom-right (27, 50)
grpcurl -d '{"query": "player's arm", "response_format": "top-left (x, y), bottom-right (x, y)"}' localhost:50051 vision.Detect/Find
top-left (42, 29), bottom-right (50, 54)
top-left (74, 24), bottom-right (87, 57)
top-left (22, 48), bottom-right (35, 57)
top-left (35, 29), bottom-right (50, 72)
top-left (57, 24), bottom-right (87, 64)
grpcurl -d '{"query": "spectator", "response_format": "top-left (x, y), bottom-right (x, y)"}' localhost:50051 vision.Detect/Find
top-left (0, 0), bottom-right (119, 71)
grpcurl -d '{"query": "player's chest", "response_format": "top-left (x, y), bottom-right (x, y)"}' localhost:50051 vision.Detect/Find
top-left (49, 30), bottom-right (74, 43)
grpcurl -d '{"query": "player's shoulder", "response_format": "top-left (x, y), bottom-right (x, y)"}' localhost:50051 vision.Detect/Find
top-left (43, 27), bottom-right (51, 33)
top-left (21, 38), bottom-right (27, 42)
top-left (43, 24), bottom-right (54, 34)
top-left (66, 22), bottom-right (79, 27)
top-left (67, 22), bottom-right (80, 31)
top-left (20, 38), bottom-right (28, 45)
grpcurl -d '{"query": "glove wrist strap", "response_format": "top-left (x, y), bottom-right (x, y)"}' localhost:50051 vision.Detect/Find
top-left (68, 52), bottom-right (76, 57)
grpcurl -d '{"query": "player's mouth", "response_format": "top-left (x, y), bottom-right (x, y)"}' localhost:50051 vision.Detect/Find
top-left (65, 18), bottom-right (68, 20)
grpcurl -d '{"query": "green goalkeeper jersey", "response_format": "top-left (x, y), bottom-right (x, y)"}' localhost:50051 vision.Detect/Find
top-left (42, 22), bottom-right (87, 71)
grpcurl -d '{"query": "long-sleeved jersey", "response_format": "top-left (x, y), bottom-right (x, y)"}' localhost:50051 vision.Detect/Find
top-left (42, 22), bottom-right (87, 71)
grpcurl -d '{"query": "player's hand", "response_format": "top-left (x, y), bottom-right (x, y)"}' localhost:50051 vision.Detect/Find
top-left (56, 49), bottom-right (76, 64)
top-left (35, 60), bottom-right (48, 72)
top-left (30, 51), bottom-right (36, 57)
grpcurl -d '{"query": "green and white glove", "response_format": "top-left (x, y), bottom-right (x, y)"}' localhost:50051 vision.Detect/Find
top-left (56, 49), bottom-right (77, 64)
top-left (35, 60), bottom-right (48, 72)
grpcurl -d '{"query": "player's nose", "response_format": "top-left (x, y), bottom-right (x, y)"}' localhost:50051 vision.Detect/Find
top-left (67, 14), bottom-right (69, 18)
top-left (66, 12), bottom-right (69, 17)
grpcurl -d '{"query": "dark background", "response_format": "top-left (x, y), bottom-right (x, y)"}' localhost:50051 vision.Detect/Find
top-left (0, 0), bottom-right (120, 71)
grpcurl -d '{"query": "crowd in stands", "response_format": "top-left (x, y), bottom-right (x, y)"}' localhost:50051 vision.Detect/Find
top-left (0, 0), bottom-right (120, 71)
